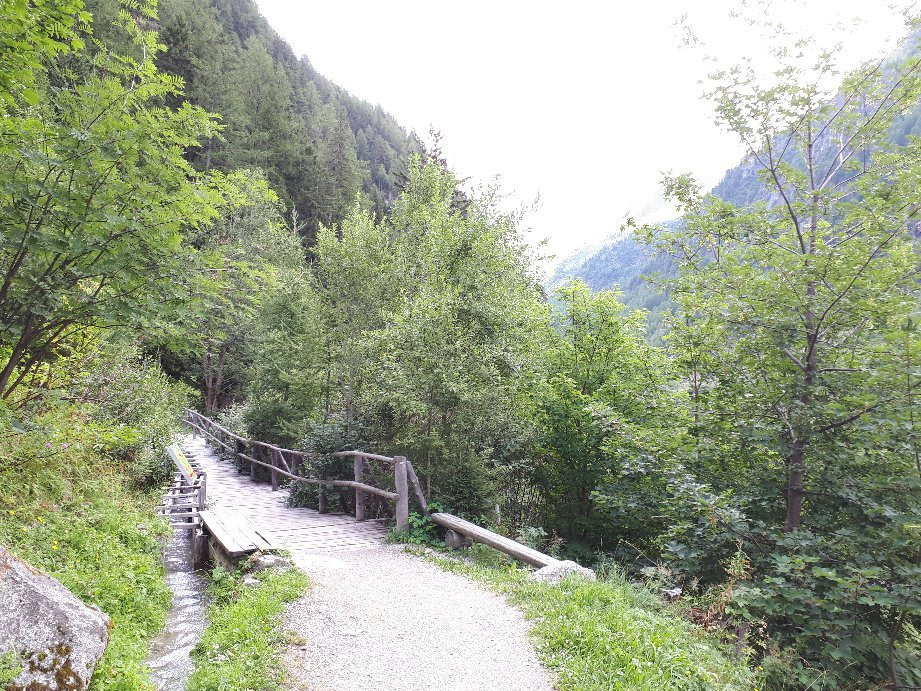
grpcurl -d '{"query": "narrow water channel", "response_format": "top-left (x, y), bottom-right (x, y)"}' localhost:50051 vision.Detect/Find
top-left (147, 529), bottom-right (209, 691)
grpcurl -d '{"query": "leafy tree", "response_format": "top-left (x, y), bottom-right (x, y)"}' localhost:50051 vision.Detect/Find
top-left (641, 20), bottom-right (921, 686)
top-left (0, 0), bottom-right (90, 111)
top-left (535, 281), bottom-right (676, 558)
top-left (0, 1), bottom-right (223, 401)
top-left (188, 171), bottom-right (303, 414)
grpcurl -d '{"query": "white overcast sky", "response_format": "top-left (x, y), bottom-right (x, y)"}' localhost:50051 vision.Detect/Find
top-left (253, 0), bottom-right (907, 267)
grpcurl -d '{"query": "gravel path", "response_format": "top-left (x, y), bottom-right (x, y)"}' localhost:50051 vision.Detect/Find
top-left (282, 546), bottom-right (553, 690)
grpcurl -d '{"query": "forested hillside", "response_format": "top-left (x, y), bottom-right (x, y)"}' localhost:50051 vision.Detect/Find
top-left (2, 0), bottom-right (920, 689)
top-left (87, 0), bottom-right (420, 239)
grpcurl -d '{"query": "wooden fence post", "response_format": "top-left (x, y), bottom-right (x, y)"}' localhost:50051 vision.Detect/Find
top-left (394, 456), bottom-right (409, 531)
top-left (270, 448), bottom-right (279, 491)
top-left (198, 473), bottom-right (207, 511)
top-left (354, 455), bottom-right (366, 521)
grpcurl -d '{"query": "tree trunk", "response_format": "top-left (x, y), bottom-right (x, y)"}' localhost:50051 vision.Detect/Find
top-left (784, 438), bottom-right (805, 532)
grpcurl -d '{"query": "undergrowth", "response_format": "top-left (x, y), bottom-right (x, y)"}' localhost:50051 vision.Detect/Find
top-left (0, 404), bottom-right (173, 690)
top-left (188, 563), bottom-right (309, 691)
top-left (418, 545), bottom-right (755, 690)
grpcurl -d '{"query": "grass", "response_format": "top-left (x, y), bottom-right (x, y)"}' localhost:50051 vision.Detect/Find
top-left (418, 545), bottom-right (755, 690)
top-left (188, 563), bottom-right (309, 691)
top-left (0, 406), bottom-right (173, 690)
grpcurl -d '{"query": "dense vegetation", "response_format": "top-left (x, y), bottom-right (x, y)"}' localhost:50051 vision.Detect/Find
top-left (2, 0), bottom-right (920, 689)
top-left (85, 0), bottom-right (420, 242)
top-left (0, 346), bottom-right (189, 689)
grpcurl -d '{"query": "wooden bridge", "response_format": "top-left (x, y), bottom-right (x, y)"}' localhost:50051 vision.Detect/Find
top-left (167, 409), bottom-right (561, 567)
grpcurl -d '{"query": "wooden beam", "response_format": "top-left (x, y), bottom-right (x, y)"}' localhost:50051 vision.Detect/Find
top-left (332, 450), bottom-right (395, 463)
top-left (430, 513), bottom-right (559, 568)
top-left (236, 454), bottom-right (399, 500)
top-left (405, 459), bottom-right (428, 513)
top-left (394, 456), bottom-right (409, 531)
top-left (354, 456), bottom-right (366, 522)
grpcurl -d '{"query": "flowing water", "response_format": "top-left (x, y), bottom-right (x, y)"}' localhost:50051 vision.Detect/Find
top-left (147, 530), bottom-right (209, 691)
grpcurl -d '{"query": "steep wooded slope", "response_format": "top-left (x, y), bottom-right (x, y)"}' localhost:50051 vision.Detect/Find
top-left (87, 0), bottom-right (420, 240)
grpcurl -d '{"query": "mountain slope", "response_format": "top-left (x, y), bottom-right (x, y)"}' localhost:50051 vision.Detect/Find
top-left (87, 0), bottom-right (421, 240)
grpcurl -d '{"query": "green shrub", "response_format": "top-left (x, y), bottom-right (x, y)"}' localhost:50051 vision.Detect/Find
top-left (73, 341), bottom-right (194, 486)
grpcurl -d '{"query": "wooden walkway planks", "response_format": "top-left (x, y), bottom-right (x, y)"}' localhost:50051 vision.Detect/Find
top-left (181, 436), bottom-right (389, 554)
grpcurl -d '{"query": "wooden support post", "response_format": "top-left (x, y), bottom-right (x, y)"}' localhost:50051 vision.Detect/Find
top-left (354, 456), bottom-right (366, 521)
top-left (318, 486), bottom-right (327, 513)
top-left (394, 455), bottom-right (409, 531)
top-left (270, 449), bottom-right (279, 491)
top-left (198, 473), bottom-right (207, 511)
top-left (249, 444), bottom-right (256, 481)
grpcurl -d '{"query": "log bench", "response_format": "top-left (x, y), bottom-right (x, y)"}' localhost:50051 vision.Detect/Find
top-left (430, 512), bottom-right (560, 568)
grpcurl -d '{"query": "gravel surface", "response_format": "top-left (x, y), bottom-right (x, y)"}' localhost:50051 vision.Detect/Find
top-left (282, 546), bottom-right (553, 690)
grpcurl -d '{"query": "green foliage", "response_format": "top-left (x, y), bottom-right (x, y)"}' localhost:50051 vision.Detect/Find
top-left (158, 169), bottom-right (308, 416)
top-left (0, 0), bottom-right (90, 112)
top-left (0, 403), bottom-right (172, 690)
top-left (534, 280), bottom-right (680, 559)
top-left (139, 0), bottom-right (420, 238)
top-left (632, 19), bottom-right (921, 687)
top-left (424, 550), bottom-right (753, 690)
top-left (188, 565), bottom-right (309, 691)
top-left (0, 0), bottom-right (224, 401)
top-left (387, 506), bottom-right (446, 546)
top-left (71, 340), bottom-right (194, 485)
top-left (0, 649), bottom-right (22, 686)
top-left (253, 156), bottom-right (548, 517)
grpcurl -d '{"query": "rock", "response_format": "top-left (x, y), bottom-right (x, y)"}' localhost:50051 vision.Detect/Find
top-left (444, 529), bottom-right (472, 550)
top-left (529, 560), bottom-right (596, 584)
top-left (662, 586), bottom-right (683, 601)
top-left (242, 576), bottom-right (261, 588)
top-left (248, 554), bottom-right (292, 573)
top-left (0, 545), bottom-right (110, 690)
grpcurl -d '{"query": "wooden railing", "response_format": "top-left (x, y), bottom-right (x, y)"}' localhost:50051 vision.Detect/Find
top-left (182, 409), bottom-right (566, 570)
top-left (182, 409), bottom-right (427, 529)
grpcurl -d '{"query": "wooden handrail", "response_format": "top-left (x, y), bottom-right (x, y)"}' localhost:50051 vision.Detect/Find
top-left (332, 450), bottom-right (396, 463)
top-left (183, 408), bottom-right (416, 528)
top-left (184, 410), bottom-right (563, 569)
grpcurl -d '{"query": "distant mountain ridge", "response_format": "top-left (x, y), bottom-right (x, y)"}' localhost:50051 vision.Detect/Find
top-left (548, 95), bottom-right (921, 340)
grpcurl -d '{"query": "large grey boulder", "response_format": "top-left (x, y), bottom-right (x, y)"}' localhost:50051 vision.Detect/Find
top-left (530, 559), bottom-right (596, 584)
top-left (0, 545), bottom-right (110, 690)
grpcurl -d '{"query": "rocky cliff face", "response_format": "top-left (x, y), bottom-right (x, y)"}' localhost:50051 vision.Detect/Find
top-left (0, 546), bottom-right (110, 690)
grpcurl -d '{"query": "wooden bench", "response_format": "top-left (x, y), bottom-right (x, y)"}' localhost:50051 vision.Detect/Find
top-left (199, 508), bottom-right (275, 559)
